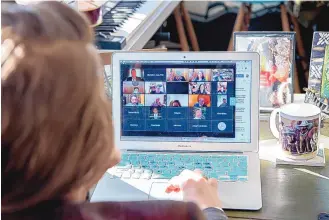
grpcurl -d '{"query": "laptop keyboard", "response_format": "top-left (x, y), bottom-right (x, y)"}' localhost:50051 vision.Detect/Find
top-left (108, 153), bottom-right (248, 182)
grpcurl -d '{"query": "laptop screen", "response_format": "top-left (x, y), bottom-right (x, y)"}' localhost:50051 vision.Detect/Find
top-left (119, 60), bottom-right (252, 143)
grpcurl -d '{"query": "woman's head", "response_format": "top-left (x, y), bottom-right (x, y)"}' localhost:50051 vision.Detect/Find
top-left (2, 2), bottom-right (120, 212)
top-left (197, 71), bottom-right (204, 79)
top-left (195, 109), bottom-right (202, 118)
top-left (169, 69), bottom-right (175, 78)
top-left (172, 100), bottom-right (181, 107)
top-left (199, 84), bottom-right (205, 92)
top-left (152, 107), bottom-right (159, 114)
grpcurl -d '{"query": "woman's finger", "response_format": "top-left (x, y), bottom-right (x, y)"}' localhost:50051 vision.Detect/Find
top-left (193, 169), bottom-right (203, 175)
top-left (208, 178), bottom-right (219, 189)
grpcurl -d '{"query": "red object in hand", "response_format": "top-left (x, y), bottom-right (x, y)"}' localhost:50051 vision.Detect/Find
top-left (173, 187), bottom-right (180, 193)
top-left (165, 185), bottom-right (178, 194)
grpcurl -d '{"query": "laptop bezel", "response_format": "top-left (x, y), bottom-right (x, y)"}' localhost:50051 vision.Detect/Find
top-left (112, 52), bottom-right (259, 153)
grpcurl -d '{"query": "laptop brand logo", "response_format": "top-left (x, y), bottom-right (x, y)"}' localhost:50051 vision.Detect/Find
top-left (177, 145), bottom-right (192, 148)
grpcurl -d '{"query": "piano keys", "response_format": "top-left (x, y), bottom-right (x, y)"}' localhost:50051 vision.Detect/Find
top-left (94, 1), bottom-right (143, 50)
top-left (94, 0), bottom-right (180, 50)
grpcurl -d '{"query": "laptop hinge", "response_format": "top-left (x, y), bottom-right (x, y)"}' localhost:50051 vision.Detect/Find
top-left (124, 149), bottom-right (244, 154)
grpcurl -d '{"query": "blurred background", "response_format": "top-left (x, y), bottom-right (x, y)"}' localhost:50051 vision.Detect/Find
top-left (159, 1), bottom-right (329, 91)
top-left (3, 0), bottom-right (329, 92)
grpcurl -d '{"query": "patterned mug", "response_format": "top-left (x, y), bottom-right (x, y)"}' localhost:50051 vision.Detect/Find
top-left (270, 103), bottom-right (321, 160)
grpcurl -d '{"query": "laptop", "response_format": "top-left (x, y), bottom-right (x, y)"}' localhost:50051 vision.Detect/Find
top-left (91, 52), bottom-right (262, 210)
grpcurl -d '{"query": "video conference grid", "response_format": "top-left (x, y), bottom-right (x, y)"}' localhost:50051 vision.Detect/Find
top-left (120, 63), bottom-right (236, 138)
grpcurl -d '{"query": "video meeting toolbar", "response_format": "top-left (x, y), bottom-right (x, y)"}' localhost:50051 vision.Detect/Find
top-left (120, 60), bottom-right (252, 143)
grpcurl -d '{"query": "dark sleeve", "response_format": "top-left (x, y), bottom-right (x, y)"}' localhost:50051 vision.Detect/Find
top-left (202, 207), bottom-right (228, 220)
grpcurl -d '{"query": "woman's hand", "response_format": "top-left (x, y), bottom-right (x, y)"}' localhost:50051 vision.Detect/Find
top-left (181, 170), bottom-right (222, 210)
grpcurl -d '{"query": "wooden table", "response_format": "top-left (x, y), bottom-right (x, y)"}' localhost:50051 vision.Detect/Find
top-left (226, 95), bottom-right (329, 219)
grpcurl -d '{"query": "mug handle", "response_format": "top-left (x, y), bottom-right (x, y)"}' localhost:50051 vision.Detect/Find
top-left (270, 108), bottom-right (281, 139)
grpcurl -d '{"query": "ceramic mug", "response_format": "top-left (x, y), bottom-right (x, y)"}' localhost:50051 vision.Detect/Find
top-left (270, 103), bottom-right (321, 160)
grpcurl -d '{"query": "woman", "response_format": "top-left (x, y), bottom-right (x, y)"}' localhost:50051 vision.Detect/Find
top-left (150, 107), bottom-right (161, 119)
top-left (151, 98), bottom-right (164, 107)
top-left (198, 84), bottom-right (207, 94)
top-left (1, 2), bottom-right (227, 220)
top-left (170, 100), bottom-right (182, 107)
top-left (190, 82), bottom-right (198, 94)
top-left (168, 69), bottom-right (176, 81)
top-left (194, 71), bottom-right (205, 82)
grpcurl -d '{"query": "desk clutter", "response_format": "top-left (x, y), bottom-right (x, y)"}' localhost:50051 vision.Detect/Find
top-left (232, 29), bottom-right (329, 164)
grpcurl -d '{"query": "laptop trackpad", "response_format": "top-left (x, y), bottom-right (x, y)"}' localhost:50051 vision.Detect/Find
top-left (91, 173), bottom-right (150, 202)
top-left (149, 182), bottom-right (183, 201)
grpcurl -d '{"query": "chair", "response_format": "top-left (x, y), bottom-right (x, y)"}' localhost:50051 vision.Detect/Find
top-left (173, 1), bottom-right (200, 51)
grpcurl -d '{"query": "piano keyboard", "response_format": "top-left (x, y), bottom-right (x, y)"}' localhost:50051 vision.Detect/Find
top-left (94, 0), bottom-right (180, 50)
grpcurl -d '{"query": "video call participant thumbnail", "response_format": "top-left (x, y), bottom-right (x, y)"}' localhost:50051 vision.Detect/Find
top-left (145, 94), bottom-right (166, 107)
top-left (167, 94), bottom-right (188, 120)
top-left (145, 82), bottom-right (166, 94)
top-left (189, 82), bottom-right (211, 95)
top-left (167, 94), bottom-right (188, 107)
top-left (212, 69), bottom-right (234, 81)
top-left (166, 69), bottom-right (189, 94)
top-left (166, 68), bottom-right (188, 81)
top-left (125, 68), bottom-right (144, 81)
top-left (149, 107), bottom-right (162, 119)
top-left (217, 82), bottom-right (227, 94)
top-left (217, 95), bottom-right (228, 107)
top-left (169, 100), bottom-right (181, 107)
top-left (189, 95), bottom-right (211, 108)
top-left (124, 94), bottom-right (144, 106)
top-left (193, 107), bottom-right (206, 119)
top-left (123, 81), bottom-right (145, 94)
top-left (189, 69), bottom-right (211, 82)
top-left (166, 81), bottom-right (189, 94)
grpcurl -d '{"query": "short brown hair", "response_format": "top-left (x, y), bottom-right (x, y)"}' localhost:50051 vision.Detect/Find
top-left (2, 2), bottom-right (115, 212)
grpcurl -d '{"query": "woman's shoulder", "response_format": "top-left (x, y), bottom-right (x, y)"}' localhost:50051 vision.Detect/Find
top-left (2, 200), bottom-right (205, 220)
top-left (71, 201), bottom-right (204, 220)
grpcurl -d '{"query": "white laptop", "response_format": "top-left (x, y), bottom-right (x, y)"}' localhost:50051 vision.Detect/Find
top-left (91, 52), bottom-right (262, 210)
